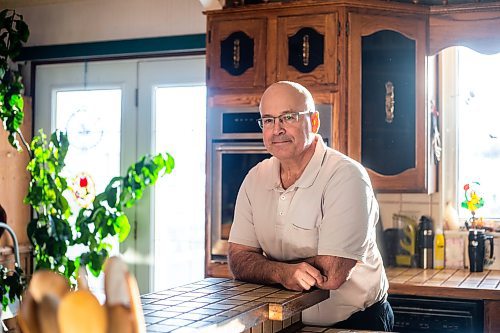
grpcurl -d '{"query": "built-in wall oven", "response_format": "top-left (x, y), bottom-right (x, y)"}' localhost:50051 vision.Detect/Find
top-left (206, 105), bottom-right (332, 262)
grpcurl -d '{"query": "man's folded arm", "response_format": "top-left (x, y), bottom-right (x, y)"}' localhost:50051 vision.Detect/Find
top-left (305, 255), bottom-right (356, 290)
top-left (228, 242), bottom-right (326, 291)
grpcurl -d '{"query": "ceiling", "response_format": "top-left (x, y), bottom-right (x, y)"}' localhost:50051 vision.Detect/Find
top-left (0, 0), bottom-right (224, 8)
top-left (1, 0), bottom-right (497, 9)
top-left (0, 0), bottom-right (85, 8)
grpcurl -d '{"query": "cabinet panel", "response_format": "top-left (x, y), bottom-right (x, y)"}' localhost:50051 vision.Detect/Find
top-left (277, 13), bottom-right (338, 86)
top-left (362, 30), bottom-right (416, 176)
top-left (484, 300), bottom-right (500, 333)
top-left (208, 18), bottom-right (267, 89)
top-left (348, 13), bottom-right (429, 192)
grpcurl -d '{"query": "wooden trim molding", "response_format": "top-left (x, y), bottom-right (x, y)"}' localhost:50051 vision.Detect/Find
top-left (429, 9), bottom-right (500, 55)
top-left (18, 34), bottom-right (206, 61)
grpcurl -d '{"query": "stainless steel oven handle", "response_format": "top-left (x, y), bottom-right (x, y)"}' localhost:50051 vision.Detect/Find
top-left (215, 146), bottom-right (268, 152)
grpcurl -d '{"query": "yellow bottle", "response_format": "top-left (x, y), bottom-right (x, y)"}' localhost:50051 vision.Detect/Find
top-left (434, 232), bottom-right (445, 269)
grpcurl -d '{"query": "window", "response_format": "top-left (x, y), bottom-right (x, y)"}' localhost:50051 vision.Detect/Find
top-left (35, 56), bottom-right (206, 293)
top-left (441, 47), bottom-right (500, 220)
top-left (456, 48), bottom-right (500, 219)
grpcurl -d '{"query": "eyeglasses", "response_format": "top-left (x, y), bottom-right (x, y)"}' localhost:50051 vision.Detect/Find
top-left (257, 111), bottom-right (311, 129)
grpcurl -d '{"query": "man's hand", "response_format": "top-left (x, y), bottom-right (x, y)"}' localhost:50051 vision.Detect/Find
top-left (278, 262), bottom-right (326, 291)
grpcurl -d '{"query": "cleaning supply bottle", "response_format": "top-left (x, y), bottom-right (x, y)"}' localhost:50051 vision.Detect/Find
top-left (434, 230), bottom-right (445, 269)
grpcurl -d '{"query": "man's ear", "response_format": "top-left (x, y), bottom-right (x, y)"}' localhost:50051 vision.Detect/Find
top-left (311, 111), bottom-right (320, 134)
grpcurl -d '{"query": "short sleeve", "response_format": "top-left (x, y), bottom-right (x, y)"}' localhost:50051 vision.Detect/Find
top-left (228, 174), bottom-right (261, 249)
top-left (318, 163), bottom-right (378, 262)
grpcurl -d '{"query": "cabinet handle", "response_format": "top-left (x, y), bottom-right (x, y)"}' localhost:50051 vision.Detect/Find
top-left (233, 38), bottom-right (240, 69)
top-left (385, 81), bottom-right (395, 123)
top-left (302, 34), bottom-right (310, 67)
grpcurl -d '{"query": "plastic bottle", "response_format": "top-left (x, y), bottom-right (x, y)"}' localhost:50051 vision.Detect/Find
top-left (434, 231), bottom-right (445, 269)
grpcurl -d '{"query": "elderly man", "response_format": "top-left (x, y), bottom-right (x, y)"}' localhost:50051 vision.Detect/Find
top-left (227, 81), bottom-right (393, 331)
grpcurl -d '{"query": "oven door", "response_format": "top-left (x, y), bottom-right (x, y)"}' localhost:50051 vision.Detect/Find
top-left (210, 141), bottom-right (271, 258)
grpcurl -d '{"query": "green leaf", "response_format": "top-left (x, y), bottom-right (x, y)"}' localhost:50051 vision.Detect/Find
top-left (115, 214), bottom-right (130, 242)
top-left (106, 186), bottom-right (118, 208)
top-left (15, 19), bottom-right (29, 42)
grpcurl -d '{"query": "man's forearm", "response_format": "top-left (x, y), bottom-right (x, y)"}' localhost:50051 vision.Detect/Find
top-left (312, 255), bottom-right (356, 290)
top-left (228, 248), bottom-right (284, 285)
top-left (287, 255), bottom-right (355, 290)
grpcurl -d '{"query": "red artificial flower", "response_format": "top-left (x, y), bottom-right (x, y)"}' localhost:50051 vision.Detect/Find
top-left (80, 177), bottom-right (88, 188)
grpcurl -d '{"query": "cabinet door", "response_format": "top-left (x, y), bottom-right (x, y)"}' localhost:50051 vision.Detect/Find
top-left (348, 13), bottom-right (429, 192)
top-left (277, 13), bottom-right (338, 87)
top-left (207, 18), bottom-right (266, 89)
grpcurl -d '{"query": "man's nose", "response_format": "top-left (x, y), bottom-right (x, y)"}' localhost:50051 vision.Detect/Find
top-left (272, 118), bottom-right (285, 135)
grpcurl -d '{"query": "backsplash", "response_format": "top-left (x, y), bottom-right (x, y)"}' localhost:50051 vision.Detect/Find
top-left (377, 193), bottom-right (441, 230)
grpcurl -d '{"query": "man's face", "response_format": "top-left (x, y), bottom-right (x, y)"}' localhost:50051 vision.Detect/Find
top-left (259, 84), bottom-right (315, 162)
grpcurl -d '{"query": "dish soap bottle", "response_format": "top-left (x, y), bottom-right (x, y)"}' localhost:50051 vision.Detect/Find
top-left (434, 230), bottom-right (445, 269)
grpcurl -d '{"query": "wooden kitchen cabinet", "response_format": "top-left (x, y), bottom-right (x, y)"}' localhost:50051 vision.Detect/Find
top-left (207, 7), bottom-right (339, 92)
top-left (206, 2), bottom-right (434, 193)
top-left (276, 13), bottom-right (338, 87)
top-left (207, 18), bottom-right (267, 89)
top-left (347, 12), bottom-right (434, 192)
top-left (484, 300), bottom-right (500, 333)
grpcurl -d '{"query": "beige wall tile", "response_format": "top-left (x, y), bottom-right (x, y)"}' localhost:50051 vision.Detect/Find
top-left (401, 193), bottom-right (433, 204)
top-left (376, 192), bottom-right (445, 230)
top-left (431, 203), bottom-right (442, 230)
top-left (400, 203), bottom-right (431, 220)
top-left (379, 202), bottom-right (401, 229)
top-left (431, 192), bottom-right (441, 204)
top-left (376, 193), bottom-right (402, 203)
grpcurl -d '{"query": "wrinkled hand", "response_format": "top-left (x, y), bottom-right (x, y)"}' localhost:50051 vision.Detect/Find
top-left (279, 262), bottom-right (326, 291)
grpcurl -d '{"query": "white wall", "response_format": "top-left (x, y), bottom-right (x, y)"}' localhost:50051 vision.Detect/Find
top-left (13, 0), bottom-right (206, 46)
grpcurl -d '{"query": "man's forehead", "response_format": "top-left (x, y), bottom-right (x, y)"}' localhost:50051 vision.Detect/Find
top-left (260, 86), bottom-right (306, 114)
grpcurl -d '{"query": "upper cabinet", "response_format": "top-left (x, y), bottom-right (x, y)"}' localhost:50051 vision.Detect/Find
top-left (207, 8), bottom-right (339, 92)
top-left (207, 18), bottom-right (267, 89)
top-left (347, 12), bottom-right (433, 192)
top-left (276, 13), bottom-right (338, 87)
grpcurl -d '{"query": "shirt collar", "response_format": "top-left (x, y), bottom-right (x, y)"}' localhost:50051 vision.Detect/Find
top-left (264, 134), bottom-right (327, 190)
top-left (294, 135), bottom-right (326, 188)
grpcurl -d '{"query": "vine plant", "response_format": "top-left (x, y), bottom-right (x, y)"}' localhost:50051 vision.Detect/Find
top-left (25, 130), bottom-right (175, 280)
top-left (0, 8), bottom-right (175, 308)
top-left (0, 9), bottom-right (29, 151)
top-left (0, 8), bottom-right (29, 311)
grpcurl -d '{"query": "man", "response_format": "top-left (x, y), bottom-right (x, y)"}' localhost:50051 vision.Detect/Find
top-left (228, 81), bottom-right (393, 331)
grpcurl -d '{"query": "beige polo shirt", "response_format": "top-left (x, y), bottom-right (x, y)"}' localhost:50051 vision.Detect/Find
top-left (229, 135), bottom-right (388, 325)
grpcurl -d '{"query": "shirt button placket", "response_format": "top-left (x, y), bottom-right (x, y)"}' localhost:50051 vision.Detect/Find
top-left (277, 192), bottom-right (290, 222)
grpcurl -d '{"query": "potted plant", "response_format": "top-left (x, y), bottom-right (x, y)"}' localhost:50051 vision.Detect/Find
top-left (1, 7), bottom-right (174, 297)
